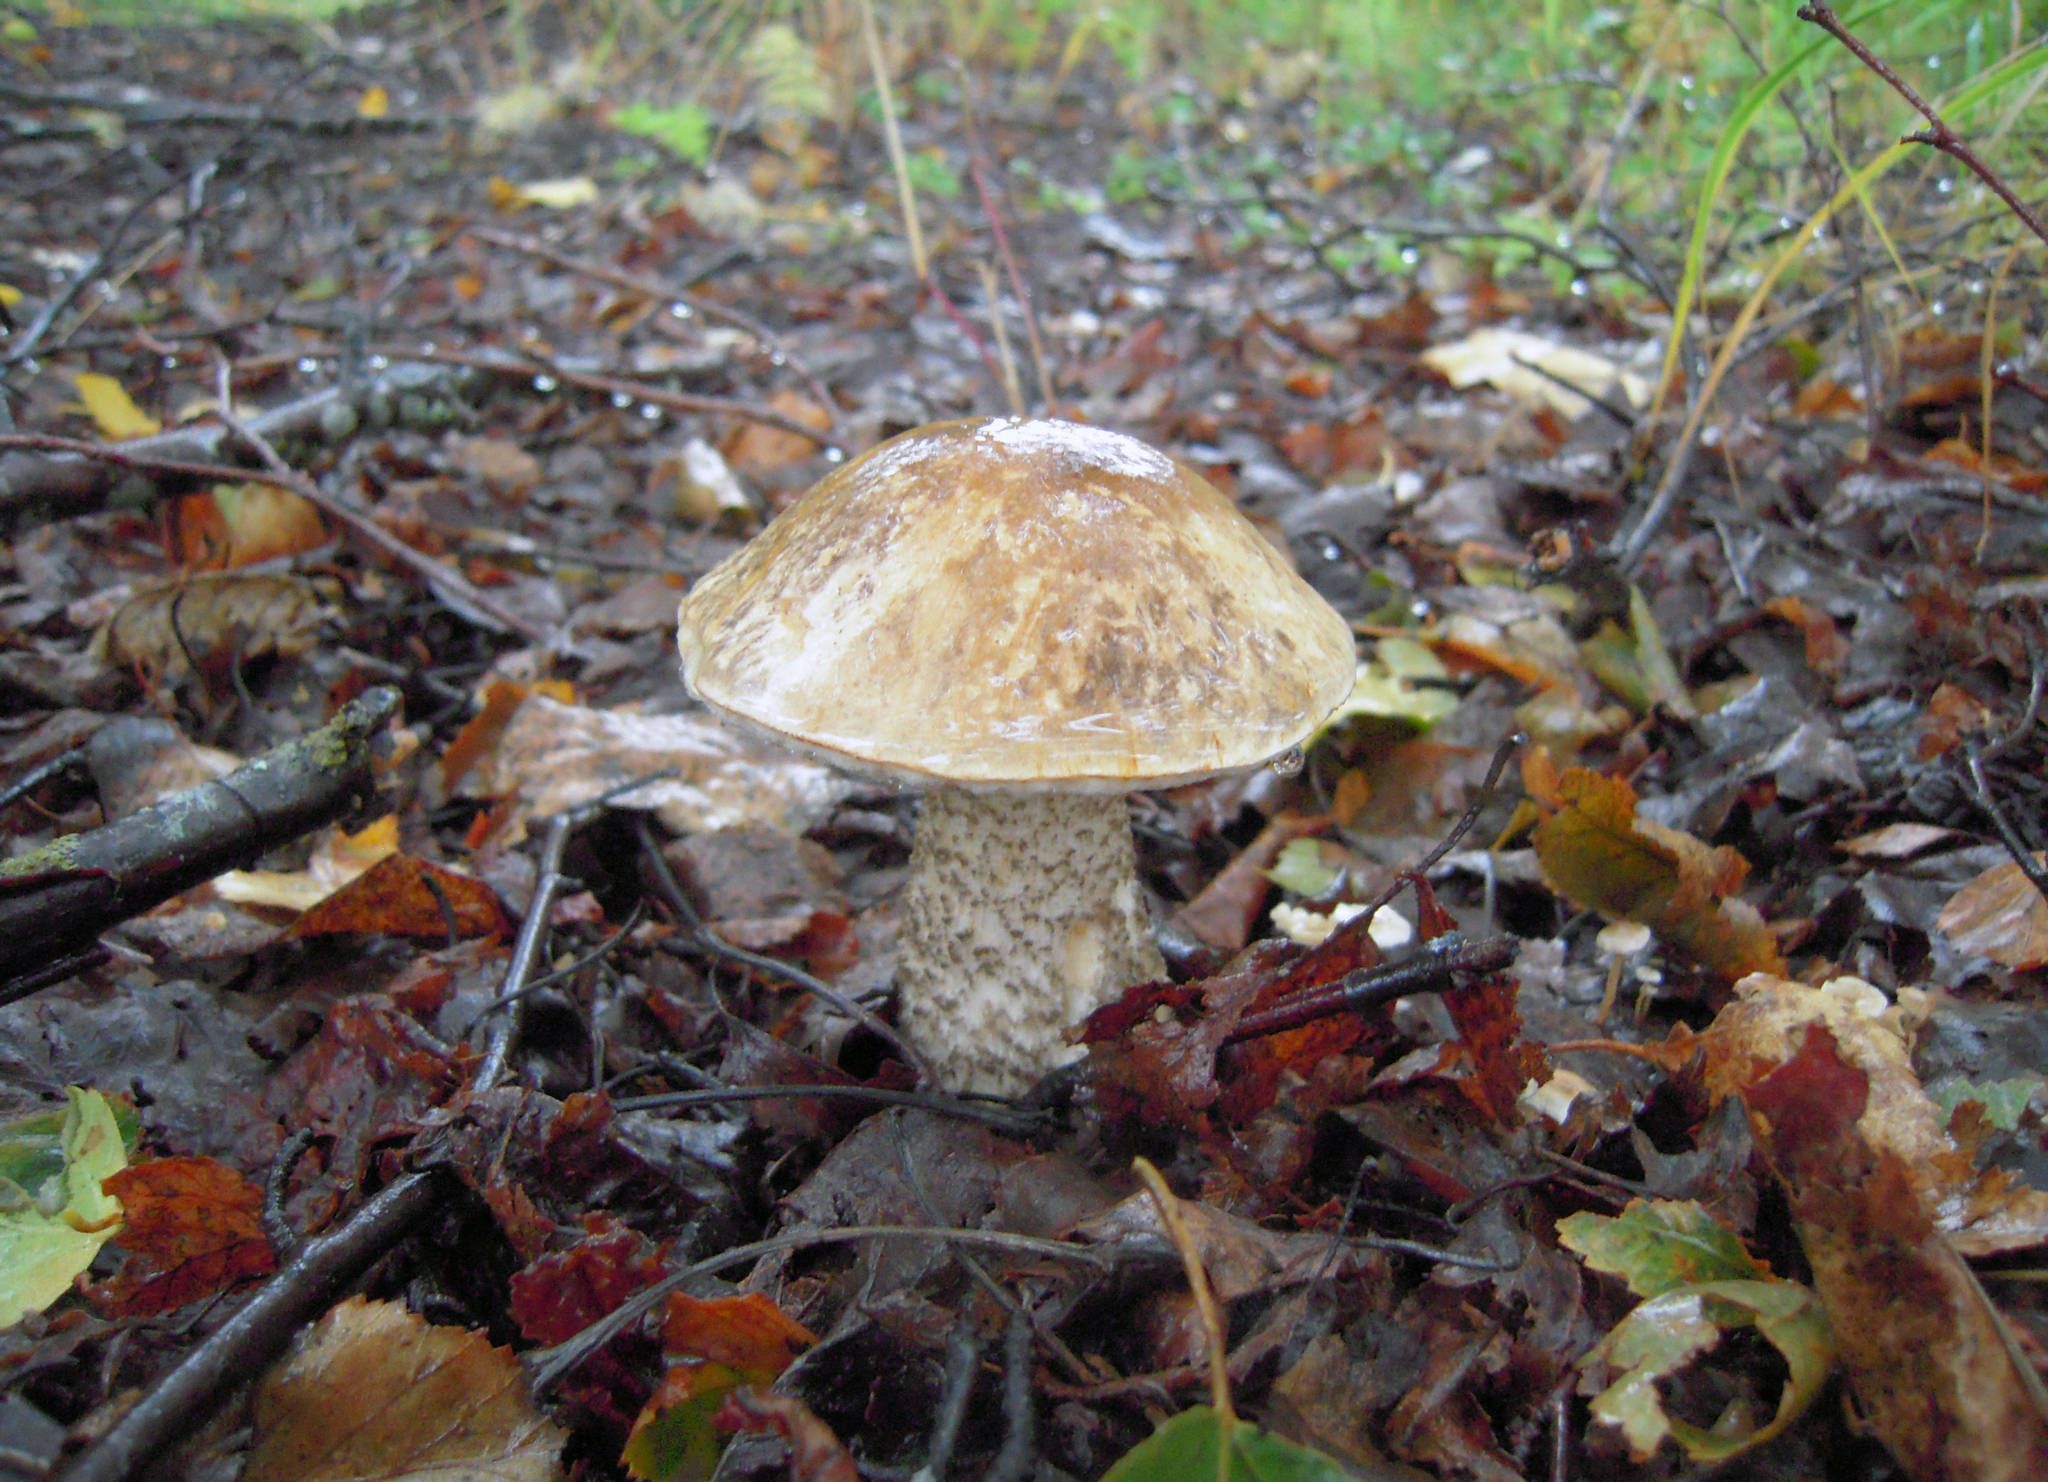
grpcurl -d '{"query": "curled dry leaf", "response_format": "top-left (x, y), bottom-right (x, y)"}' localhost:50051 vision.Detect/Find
top-left (245, 1295), bottom-right (565, 1482)
top-left (460, 694), bottom-right (853, 845)
top-left (1523, 750), bottom-right (1784, 979)
top-left (1937, 857), bottom-right (2048, 970)
top-left (1742, 1027), bottom-right (2048, 1482)
top-left (93, 572), bottom-right (336, 679)
top-left (1701, 973), bottom-right (2048, 1256)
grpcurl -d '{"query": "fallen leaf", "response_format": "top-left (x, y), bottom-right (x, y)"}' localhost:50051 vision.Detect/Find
top-left (1418, 328), bottom-right (1651, 418)
top-left (1838, 823), bottom-right (1957, 859)
top-left (713, 1391), bottom-right (857, 1482)
top-left (245, 1295), bottom-right (565, 1482)
top-left (624, 1295), bottom-right (816, 1482)
top-left (1101, 1405), bottom-right (1354, 1482)
top-left (95, 1156), bottom-right (276, 1316)
top-left (1938, 858), bottom-right (2048, 969)
top-left (287, 852), bottom-right (507, 941)
top-left (1741, 1027), bottom-right (2048, 1482)
top-left (171, 483), bottom-right (329, 570)
top-left (71, 371), bottom-right (160, 438)
top-left (215, 814), bottom-right (400, 914)
top-left (0, 1089), bottom-right (130, 1329)
top-left (464, 694), bottom-right (853, 844)
top-left (1524, 751), bottom-right (1784, 979)
top-left (1701, 973), bottom-right (2048, 1256)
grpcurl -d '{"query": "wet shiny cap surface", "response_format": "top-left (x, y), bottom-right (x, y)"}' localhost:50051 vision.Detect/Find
top-left (675, 416), bottom-right (1356, 790)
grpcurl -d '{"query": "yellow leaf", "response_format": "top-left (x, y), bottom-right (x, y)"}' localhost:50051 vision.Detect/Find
top-left (0, 282), bottom-right (22, 306)
top-left (355, 84), bottom-right (389, 119)
top-left (511, 176), bottom-right (599, 209)
top-left (71, 372), bottom-right (161, 439)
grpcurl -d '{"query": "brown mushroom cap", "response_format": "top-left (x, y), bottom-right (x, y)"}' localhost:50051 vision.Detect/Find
top-left (676, 417), bottom-right (1356, 791)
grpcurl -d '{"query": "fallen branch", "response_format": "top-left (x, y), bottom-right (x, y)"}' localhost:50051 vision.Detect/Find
top-left (0, 687), bottom-right (400, 1000)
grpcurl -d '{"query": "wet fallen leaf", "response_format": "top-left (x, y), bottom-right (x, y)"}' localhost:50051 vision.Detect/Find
top-left (1524, 751), bottom-right (1784, 979)
top-left (245, 1295), bottom-right (565, 1482)
top-left (1700, 973), bottom-right (2048, 1255)
top-left (1101, 1406), bottom-right (1353, 1482)
top-left (1560, 1198), bottom-right (1831, 1463)
top-left (624, 1295), bottom-right (817, 1482)
top-left (1838, 823), bottom-right (1958, 859)
top-left (713, 1391), bottom-right (857, 1482)
top-left (1418, 328), bottom-right (1651, 418)
top-left (287, 852), bottom-right (507, 942)
top-left (215, 814), bottom-right (400, 914)
top-left (0, 1089), bottom-right (129, 1329)
top-left (721, 389), bottom-right (833, 476)
top-left (71, 371), bottom-right (160, 438)
top-left (464, 694), bottom-right (853, 844)
top-left (1742, 1027), bottom-right (2048, 1482)
top-left (94, 572), bottom-right (334, 679)
top-left (94, 1155), bottom-right (276, 1317)
top-left (170, 483), bottom-right (329, 571)
top-left (1937, 858), bottom-right (2048, 969)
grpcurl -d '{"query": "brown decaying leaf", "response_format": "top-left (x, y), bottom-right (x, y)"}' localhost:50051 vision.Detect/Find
top-left (714, 1391), bottom-right (858, 1482)
top-left (94, 572), bottom-right (335, 679)
top-left (1700, 973), bottom-right (2048, 1256)
top-left (1937, 858), bottom-right (2048, 969)
top-left (1523, 750), bottom-right (1784, 979)
top-left (1742, 1027), bottom-right (2048, 1482)
top-left (171, 483), bottom-right (329, 570)
top-left (1173, 810), bottom-right (1328, 952)
top-left (1443, 975), bottom-right (1547, 1128)
top-left (509, 1213), bottom-right (669, 1346)
top-left (243, 1295), bottom-right (565, 1482)
top-left (441, 678), bottom-right (575, 792)
top-left (286, 852), bottom-right (507, 941)
top-left (94, 1157), bottom-right (277, 1318)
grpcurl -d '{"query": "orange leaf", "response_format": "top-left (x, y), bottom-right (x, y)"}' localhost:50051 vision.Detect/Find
top-left (659, 1292), bottom-right (815, 1375)
top-left (289, 854), bottom-right (507, 941)
top-left (96, 1157), bottom-right (277, 1317)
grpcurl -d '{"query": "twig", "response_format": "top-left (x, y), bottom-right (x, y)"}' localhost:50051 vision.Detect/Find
top-left (855, 0), bottom-right (926, 282)
top-left (459, 226), bottom-right (839, 417)
top-left (351, 343), bottom-right (835, 449)
top-left (635, 815), bottom-right (936, 1085)
top-left (0, 688), bottom-right (399, 997)
top-left (474, 812), bottom-right (574, 1091)
top-left (613, 1083), bottom-right (1040, 1136)
top-left (1797, 4), bottom-right (2048, 251)
top-left (967, 152), bottom-right (1052, 411)
top-left (1221, 933), bottom-right (1519, 1045)
top-left (209, 405), bottom-right (553, 642)
top-left (52, 1169), bottom-right (447, 1482)
top-left (526, 1224), bottom-right (1110, 1397)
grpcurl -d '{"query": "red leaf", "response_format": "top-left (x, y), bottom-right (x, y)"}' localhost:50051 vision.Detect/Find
top-left (95, 1157), bottom-right (277, 1317)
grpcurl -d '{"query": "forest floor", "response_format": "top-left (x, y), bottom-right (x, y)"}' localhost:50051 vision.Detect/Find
top-left (3, 7), bottom-right (2048, 1482)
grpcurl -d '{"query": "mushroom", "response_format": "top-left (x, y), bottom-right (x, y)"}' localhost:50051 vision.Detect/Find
top-left (675, 417), bottom-right (1356, 1094)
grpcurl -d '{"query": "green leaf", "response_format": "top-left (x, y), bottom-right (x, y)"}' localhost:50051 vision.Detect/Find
top-left (1932, 1076), bottom-right (2039, 1132)
top-left (1101, 1406), bottom-right (1353, 1482)
top-left (1585, 1279), bottom-right (1833, 1464)
top-left (1323, 637), bottom-right (1455, 729)
top-left (612, 102), bottom-right (713, 166)
top-left (1558, 1198), bottom-right (1764, 1297)
top-left (0, 1089), bottom-right (131, 1330)
top-left (1265, 838), bottom-right (1339, 897)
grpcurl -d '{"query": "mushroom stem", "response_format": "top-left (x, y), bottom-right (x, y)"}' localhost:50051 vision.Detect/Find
top-left (896, 788), bottom-right (1166, 1095)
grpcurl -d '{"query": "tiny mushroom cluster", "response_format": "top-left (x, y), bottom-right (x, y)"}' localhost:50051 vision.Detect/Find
top-left (676, 416), bottom-right (1358, 1095)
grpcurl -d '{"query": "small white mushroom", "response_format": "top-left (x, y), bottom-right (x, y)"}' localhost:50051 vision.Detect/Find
top-left (676, 417), bottom-right (1356, 1095)
top-left (1594, 919), bottom-right (1654, 1025)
